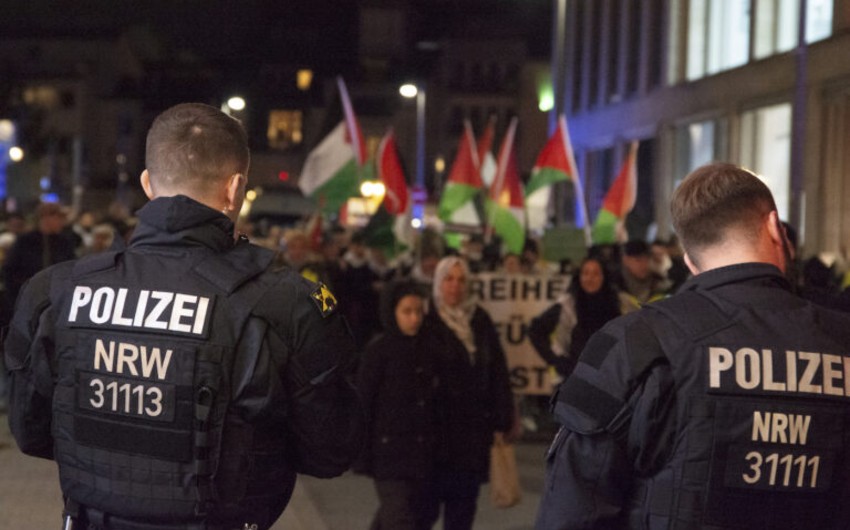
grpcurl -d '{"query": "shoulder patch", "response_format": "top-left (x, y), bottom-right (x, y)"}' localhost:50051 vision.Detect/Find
top-left (310, 282), bottom-right (338, 318)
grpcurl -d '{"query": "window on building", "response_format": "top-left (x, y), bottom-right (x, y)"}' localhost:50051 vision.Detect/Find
top-left (267, 110), bottom-right (303, 150)
top-left (296, 69), bottom-right (313, 91)
top-left (471, 63), bottom-right (484, 90)
top-left (739, 102), bottom-right (792, 220)
top-left (571, 0), bottom-right (586, 112)
top-left (585, 147), bottom-right (616, 219)
top-left (588, 1), bottom-right (603, 105)
top-left (625, 0), bottom-right (641, 96)
top-left (754, 0), bottom-right (834, 58)
top-left (687, 0), bottom-right (750, 80)
top-left (682, 0), bottom-right (833, 80)
top-left (673, 118), bottom-right (726, 185)
top-left (646, 0), bottom-right (664, 90)
top-left (807, 0), bottom-right (834, 42)
top-left (607, 0), bottom-right (622, 102)
top-left (447, 106), bottom-right (464, 135)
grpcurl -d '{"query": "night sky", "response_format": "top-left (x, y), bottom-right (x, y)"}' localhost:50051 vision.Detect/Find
top-left (0, 0), bottom-right (551, 79)
top-left (1, 1), bottom-right (361, 76)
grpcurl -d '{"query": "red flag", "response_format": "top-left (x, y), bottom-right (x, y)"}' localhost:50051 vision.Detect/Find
top-left (305, 211), bottom-right (323, 252)
top-left (489, 117), bottom-right (523, 208)
top-left (438, 120), bottom-right (483, 222)
top-left (601, 141), bottom-right (638, 217)
top-left (592, 141), bottom-right (638, 244)
top-left (486, 117), bottom-right (525, 254)
top-left (377, 129), bottom-right (409, 215)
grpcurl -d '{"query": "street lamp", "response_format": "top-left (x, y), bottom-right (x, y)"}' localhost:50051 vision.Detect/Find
top-left (399, 83), bottom-right (426, 190)
top-left (226, 96), bottom-right (246, 112)
top-left (8, 146), bottom-right (23, 162)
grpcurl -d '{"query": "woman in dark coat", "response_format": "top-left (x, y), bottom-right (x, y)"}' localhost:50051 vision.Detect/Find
top-left (423, 256), bottom-right (515, 530)
top-left (357, 280), bottom-right (438, 530)
top-left (528, 256), bottom-right (623, 379)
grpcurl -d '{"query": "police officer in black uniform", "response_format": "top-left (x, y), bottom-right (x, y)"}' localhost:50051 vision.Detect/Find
top-left (536, 162), bottom-right (850, 529)
top-left (5, 103), bottom-right (364, 530)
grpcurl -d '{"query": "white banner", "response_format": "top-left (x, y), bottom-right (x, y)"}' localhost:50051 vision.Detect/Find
top-left (470, 272), bottom-right (570, 395)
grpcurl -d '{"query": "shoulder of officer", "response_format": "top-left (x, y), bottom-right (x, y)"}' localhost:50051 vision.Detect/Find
top-left (255, 266), bottom-right (340, 321)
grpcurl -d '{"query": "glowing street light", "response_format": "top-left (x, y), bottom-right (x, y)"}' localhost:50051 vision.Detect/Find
top-left (399, 83), bottom-right (419, 99)
top-left (9, 146), bottom-right (24, 162)
top-left (360, 180), bottom-right (386, 198)
top-left (226, 96), bottom-right (246, 112)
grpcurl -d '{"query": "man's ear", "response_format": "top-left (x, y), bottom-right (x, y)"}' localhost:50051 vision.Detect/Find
top-left (140, 170), bottom-right (155, 200)
top-left (223, 173), bottom-right (246, 212)
top-left (684, 252), bottom-right (700, 275)
top-left (765, 210), bottom-right (784, 246)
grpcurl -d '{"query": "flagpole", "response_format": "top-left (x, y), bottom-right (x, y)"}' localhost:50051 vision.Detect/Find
top-left (560, 115), bottom-right (592, 247)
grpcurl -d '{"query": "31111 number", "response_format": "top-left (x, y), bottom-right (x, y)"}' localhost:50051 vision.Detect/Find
top-left (742, 451), bottom-right (820, 488)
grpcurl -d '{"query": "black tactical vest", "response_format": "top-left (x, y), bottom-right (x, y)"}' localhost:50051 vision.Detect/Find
top-left (632, 289), bottom-right (850, 530)
top-left (48, 240), bottom-right (291, 528)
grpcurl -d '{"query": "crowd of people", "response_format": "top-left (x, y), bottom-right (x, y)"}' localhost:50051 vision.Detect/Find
top-left (7, 194), bottom-right (850, 529)
top-left (6, 103), bottom-right (850, 530)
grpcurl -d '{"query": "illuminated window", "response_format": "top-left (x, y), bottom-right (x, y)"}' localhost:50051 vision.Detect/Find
top-left (673, 118), bottom-right (726, 186)
top-left (687, 0), bottom-right (750, 80)
top-left (267, 110), bottom-right (303, 150)
top-left (679, 0), bottom-right (833, 81)
top-left (755, 0), bottom-right (833, 59)
top-left (739, 103), bottom-right (792, 219)
top-left (296, 69), bottom-right (313, 91)
top-left (22, 85), bottom-right (60, 108)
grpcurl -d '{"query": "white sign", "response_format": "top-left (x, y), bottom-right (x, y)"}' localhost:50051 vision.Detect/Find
top-left (470, 272), bottom-right (570, 395)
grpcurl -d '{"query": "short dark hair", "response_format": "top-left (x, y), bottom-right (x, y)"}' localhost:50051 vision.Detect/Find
top-left (145, 103), bottom-right (249, 192)
top-left (670, 162), bottom-right (776, 263)
top-left (622, 239), bottom-right (650, 257)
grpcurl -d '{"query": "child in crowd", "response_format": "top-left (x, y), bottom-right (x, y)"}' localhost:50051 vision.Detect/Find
top-left (356, 280), bottom-right (438, 530)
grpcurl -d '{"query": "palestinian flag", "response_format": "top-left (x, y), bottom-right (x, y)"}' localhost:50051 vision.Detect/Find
top-left (438, 120), bottom-right (483, 225)
top-left (478, 115), bottom-right (497, 187)
top-left (485, 117), bottom-right (525, 254)
top-left (377, 128), bottom-right (409, 215)
top-left (299, 77), bottom-right (367, 214)
top-left (361, 128), bottom-right (412, 257)
top-left (526, 114), bottom-right (590, 241)
top-left (592, 141), bottom-right (638, 244)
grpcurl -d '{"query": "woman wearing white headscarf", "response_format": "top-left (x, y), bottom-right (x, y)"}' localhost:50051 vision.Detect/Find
top-left (422, 256), bottom-right (515, 530)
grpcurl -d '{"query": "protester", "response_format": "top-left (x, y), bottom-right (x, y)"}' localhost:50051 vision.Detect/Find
top-left (423, 256), bottom-right (516, 530)
top-left (528, 256), bottom-right (622, 379)
top-left (1, 202), bottom-right (77, 305)
top-left (4, 103), bottom-right (364, 530)
top-left (339, 231), bottom-right (382, 347)
top-left (616, 239), bottom-right (668, 311)
top-left (536, 162), bottom-right (850, 529)
top-left (357, 280), bottom-right (437, 530)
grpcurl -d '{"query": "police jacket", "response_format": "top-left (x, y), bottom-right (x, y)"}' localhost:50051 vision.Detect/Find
top-left (536, 263), bottom-right (850, 530)
top-left (5, 195), bottom-right (365, 530)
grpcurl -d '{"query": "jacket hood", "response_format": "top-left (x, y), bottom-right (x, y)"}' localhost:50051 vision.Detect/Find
top-left (379, 280), bottom-right (427, 335)
top-left (131, 195), bottom-right (235, 251)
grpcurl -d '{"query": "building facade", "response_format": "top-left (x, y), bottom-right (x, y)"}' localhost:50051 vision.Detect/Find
top-left (554, 0), bottom-right (850, 256)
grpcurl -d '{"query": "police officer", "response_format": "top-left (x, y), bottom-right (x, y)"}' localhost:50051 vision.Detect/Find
top-left (536, 162), bottom-right (850, 529)
top-left (5, 103), bottom-right (364, 530)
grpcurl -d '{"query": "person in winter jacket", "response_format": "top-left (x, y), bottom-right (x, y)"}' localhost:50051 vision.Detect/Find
top-left (357, 280), bottom-right (438, 530)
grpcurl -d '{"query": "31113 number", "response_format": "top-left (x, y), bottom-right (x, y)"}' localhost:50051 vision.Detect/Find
top-left (88, 378), bottom-right (163, 417)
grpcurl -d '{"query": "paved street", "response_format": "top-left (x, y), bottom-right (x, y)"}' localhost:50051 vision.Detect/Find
top-left (0, 412), bottom-right (549, 530)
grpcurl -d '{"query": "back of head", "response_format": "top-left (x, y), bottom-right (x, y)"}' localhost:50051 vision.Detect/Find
top-left (670, 162), bottom-right (776, 266)
top-left (145, 103), bottom-right (249, 198)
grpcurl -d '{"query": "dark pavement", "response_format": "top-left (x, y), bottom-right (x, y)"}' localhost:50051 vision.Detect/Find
top-left (0, 412), bottom-right (550, 530)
